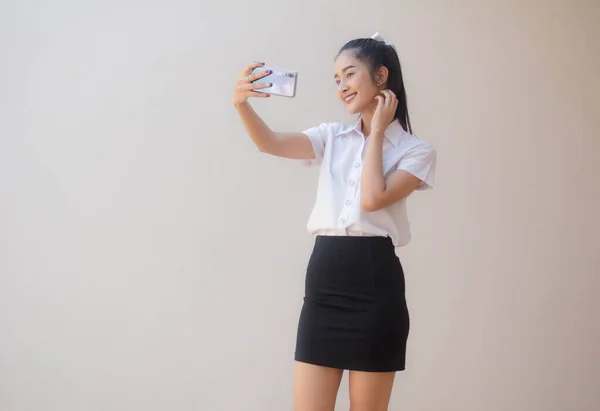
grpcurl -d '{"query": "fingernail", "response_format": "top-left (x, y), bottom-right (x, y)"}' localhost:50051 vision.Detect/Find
top-left (268, 83), bottom-right (273, 87)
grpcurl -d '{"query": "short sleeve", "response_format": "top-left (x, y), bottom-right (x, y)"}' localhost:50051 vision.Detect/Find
top-left (300, 123), bottom-right (332, 167)
top-left (396, 143), bottom-right (437, 190)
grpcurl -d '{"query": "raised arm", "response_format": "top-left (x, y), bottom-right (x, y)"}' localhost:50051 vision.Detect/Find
top-left (233, 62), bottom-right (315, 160)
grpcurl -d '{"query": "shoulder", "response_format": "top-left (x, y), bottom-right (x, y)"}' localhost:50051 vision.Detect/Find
top-left (303, 121), bottom-right (354, 142)
top-left (305, 121), bottom-right (351, 135)
top-left (394, 132), bottom-right (437, 189)
top-left (399, 132), bottom-right (436, 158)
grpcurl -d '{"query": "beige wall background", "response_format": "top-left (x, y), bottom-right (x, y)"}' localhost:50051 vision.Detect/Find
top-left (1, 0), bottom-right (599, 410)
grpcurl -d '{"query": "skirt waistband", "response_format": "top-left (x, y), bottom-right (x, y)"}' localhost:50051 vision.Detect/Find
top-left (314, 234), bottom-right (395, 255)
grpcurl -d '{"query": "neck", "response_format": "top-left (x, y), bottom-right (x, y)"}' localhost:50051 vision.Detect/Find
top-left (360, 106), bottom-right (376, 137)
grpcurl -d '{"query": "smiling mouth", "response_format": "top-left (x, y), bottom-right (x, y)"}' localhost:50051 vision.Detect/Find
top-left (344, 93), bottom-right (357, 104)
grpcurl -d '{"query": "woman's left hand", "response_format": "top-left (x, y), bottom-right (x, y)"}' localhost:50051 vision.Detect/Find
top-left (371, 90), bottom-right (398, 136)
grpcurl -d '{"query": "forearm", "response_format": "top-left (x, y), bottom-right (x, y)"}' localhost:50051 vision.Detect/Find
top-left (360, 132), bottom-right (386, 209)
top-left (235, 102), bottom-right (275, 152)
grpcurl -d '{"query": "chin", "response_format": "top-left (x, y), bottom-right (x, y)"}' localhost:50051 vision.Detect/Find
top-left (344, 99), bottom-right (366, 115)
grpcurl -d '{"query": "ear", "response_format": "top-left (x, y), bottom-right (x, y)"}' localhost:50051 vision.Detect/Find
top-left (375, 66), bottom-right (389, 87)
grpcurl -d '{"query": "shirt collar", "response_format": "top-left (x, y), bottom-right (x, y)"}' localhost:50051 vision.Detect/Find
top-left (341, 117), bottom-right (406, 147)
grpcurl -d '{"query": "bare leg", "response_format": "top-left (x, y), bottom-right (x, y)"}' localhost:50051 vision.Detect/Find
top-left (294, 361), bottom-right (343, 411)
top-left (348, 370), bottom-right (396, 411)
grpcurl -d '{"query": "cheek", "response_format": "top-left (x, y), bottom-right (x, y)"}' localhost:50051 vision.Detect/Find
top-left (354, 75), bottom-right (376, 94)
top-left (355, 82), bottom-right (378, 103)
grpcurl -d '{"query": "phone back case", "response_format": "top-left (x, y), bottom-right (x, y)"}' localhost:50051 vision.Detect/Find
top-left (252, 66), bottom-right (297, 97)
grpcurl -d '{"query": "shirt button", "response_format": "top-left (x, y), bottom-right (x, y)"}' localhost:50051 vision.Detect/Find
top-left (339, 218), bottom-right (346, 224)
top-left (354, 162), bottom-right (361, 168)
top-left (345, 200), bottom-right (351, 206)
top-left (349, 181), bottom-right (355, 187)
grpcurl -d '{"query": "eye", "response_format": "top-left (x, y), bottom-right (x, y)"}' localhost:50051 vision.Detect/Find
top-left (335, 79), bottom-right (341, 85)
top-left (346, 72), bottom-right (355, 79)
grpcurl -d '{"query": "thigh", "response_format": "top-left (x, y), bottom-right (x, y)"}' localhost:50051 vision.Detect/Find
top-left (294, 361), bottom-right (343, 411)
top-left (348, 370), bottom-right (396, 411)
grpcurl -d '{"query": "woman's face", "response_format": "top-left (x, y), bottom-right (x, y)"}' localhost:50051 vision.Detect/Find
top-left (334, 50), bottom-right (380, 115)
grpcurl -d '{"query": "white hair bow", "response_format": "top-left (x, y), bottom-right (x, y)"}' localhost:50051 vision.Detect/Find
top-left (371, 32), bottom-right (394, 48)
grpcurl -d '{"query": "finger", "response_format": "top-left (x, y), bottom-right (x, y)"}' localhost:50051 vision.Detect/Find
top-left (247, 69), bottom-right (272, 82)
top-left (387, 93), bottom-right (395, 109)
top-left (381, 89), bottom-right (393, 100)
top-left (248, 91), bottom-right (270, 98)
top-left (389, 93), bottom-right (397, 109)
top-left (378, 92), bottom-right (389, 108)
top-left (244, 81), bottom-right (272, 90)
top-left (381, 89), bottom-right (395, 98)
top-left (240, 61), bottom-right (266, 77)
top-left (383, 90), bottom-right (396, 108)
top-left (375, 95), bottom-right (384, 106)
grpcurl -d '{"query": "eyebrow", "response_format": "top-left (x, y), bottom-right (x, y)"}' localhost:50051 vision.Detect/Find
top-left (334, 65), bottom-right (356, 78)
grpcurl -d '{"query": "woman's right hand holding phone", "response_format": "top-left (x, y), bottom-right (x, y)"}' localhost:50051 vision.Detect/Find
top-left (232, 62), bottom-right (315, 160)
top-left (232, 62), bottom-right (272, 107)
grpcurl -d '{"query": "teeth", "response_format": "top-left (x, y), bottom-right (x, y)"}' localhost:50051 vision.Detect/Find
top-left (344, 93), bottom-right (356, 103)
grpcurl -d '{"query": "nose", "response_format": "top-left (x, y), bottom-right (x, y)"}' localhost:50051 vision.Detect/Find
top-left (338, 79), bottom-right (348, 93)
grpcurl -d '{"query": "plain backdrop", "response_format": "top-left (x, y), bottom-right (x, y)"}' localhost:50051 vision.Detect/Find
top-left (1, 1), bottom-right (599, 410)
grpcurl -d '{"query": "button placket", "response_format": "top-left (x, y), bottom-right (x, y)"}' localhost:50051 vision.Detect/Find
top-left (340, 170), bottom-right (361, 228)
top-left (339, 139), bottom-right (365, 230)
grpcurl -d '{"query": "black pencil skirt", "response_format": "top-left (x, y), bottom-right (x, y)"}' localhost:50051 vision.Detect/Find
top-left (294, 235), bottom-right (410, 372)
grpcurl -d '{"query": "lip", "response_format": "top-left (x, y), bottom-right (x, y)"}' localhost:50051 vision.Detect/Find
top-left (343, 93), bottom-right (357, 104)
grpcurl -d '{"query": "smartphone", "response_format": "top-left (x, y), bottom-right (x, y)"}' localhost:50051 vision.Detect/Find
top-left (251, 66), bottom-right (297, 97)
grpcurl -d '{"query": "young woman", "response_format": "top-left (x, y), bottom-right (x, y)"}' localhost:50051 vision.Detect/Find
top-left (232, 33), bottom-right (436, 411)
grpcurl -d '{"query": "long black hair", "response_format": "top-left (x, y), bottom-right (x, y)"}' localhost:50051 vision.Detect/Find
top-left (337, 38), bottom-right (412, 134)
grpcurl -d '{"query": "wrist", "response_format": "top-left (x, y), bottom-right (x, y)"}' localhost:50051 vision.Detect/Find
top-left (233, 99), bottom-right (250, 109)
top-left (370, 130), bottom-right (385, 140)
